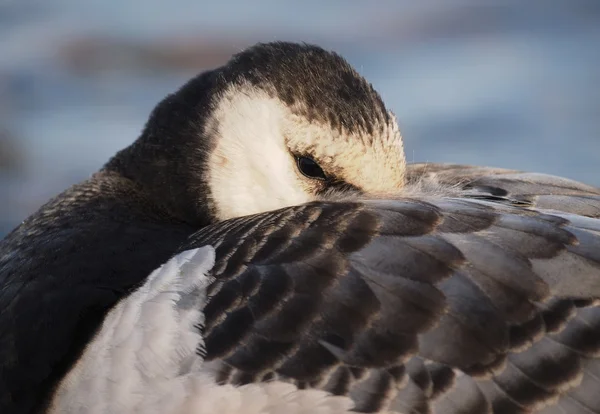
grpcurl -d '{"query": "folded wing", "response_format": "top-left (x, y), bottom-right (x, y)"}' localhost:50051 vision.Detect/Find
top-left (183, 164), bottom-right (600, 414)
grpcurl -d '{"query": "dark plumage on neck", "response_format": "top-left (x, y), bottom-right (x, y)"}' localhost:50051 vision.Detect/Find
top-left (102, 59), bottom-right (228, 227)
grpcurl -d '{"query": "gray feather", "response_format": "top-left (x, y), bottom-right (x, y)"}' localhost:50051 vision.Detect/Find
top-left (181, 164), bottom-right (600, 413)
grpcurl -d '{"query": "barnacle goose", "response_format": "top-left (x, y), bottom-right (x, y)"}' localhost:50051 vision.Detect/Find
top-left (2, 42), bottom-right (600, 414)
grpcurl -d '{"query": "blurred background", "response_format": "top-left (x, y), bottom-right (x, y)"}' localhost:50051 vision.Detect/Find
top-left (1, 0), bottom-right (599, 236)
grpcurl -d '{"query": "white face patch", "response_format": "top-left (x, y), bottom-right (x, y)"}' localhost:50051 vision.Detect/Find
top-left (206, 87), bottom-right (312, 220)
top-left (285, 113), bottom-right (407, 195)
top-left (206, 84), bottom-right (407, 221)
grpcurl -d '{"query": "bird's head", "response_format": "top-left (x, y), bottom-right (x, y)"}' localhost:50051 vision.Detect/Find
top-left (107, 42), bottom-right (406, 225)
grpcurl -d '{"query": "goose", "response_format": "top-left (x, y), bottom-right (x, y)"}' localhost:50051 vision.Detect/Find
top-left (1, 41), bottom-right (600, 414)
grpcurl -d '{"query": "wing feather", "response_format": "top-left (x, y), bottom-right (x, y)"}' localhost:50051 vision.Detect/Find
top-left (181, 164), bottom-right (600, 413)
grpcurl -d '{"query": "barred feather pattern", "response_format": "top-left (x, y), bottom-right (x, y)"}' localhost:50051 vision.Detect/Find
top-left (179, 164), bottom-right (600, 414)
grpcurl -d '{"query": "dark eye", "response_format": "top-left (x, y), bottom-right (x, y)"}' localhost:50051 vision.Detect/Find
top-left (296, 156), bottom-right (327, 180)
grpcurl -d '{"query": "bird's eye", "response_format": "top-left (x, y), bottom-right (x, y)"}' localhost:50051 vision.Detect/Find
top-left (296, 156), bottom-right (327, 180)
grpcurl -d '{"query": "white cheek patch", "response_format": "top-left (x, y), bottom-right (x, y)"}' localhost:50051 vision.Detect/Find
top-left (207, 87), bottom-right (313, 220)
top-left (286, 112), bottom-right (406, 195)
top-left (49, 246), bottom-right (355, 414)
top-left (205, 84), bottom-right (407, 220)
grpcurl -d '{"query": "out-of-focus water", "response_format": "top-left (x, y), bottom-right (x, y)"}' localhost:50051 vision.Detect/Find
top-left (1, 0), bottom-right (599, 236)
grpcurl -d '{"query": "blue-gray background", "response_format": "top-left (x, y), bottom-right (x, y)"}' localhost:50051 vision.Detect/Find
top-left (1, 0), bottom-right (599, 236)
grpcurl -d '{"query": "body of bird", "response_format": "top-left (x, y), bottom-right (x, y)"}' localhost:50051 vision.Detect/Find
top-left (1, 42), bottom-right (600, 414)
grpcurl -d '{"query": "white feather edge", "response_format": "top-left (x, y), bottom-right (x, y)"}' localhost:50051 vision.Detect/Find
top-left (48, 246), bottom-right (365, 414)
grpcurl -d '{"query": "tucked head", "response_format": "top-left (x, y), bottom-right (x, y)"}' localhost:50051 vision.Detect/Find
top-left (107, 42), bottom-right (406, 224)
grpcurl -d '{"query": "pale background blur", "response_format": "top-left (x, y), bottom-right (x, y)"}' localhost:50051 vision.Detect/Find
top-left (1, 0), bottom-right (599, 236)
